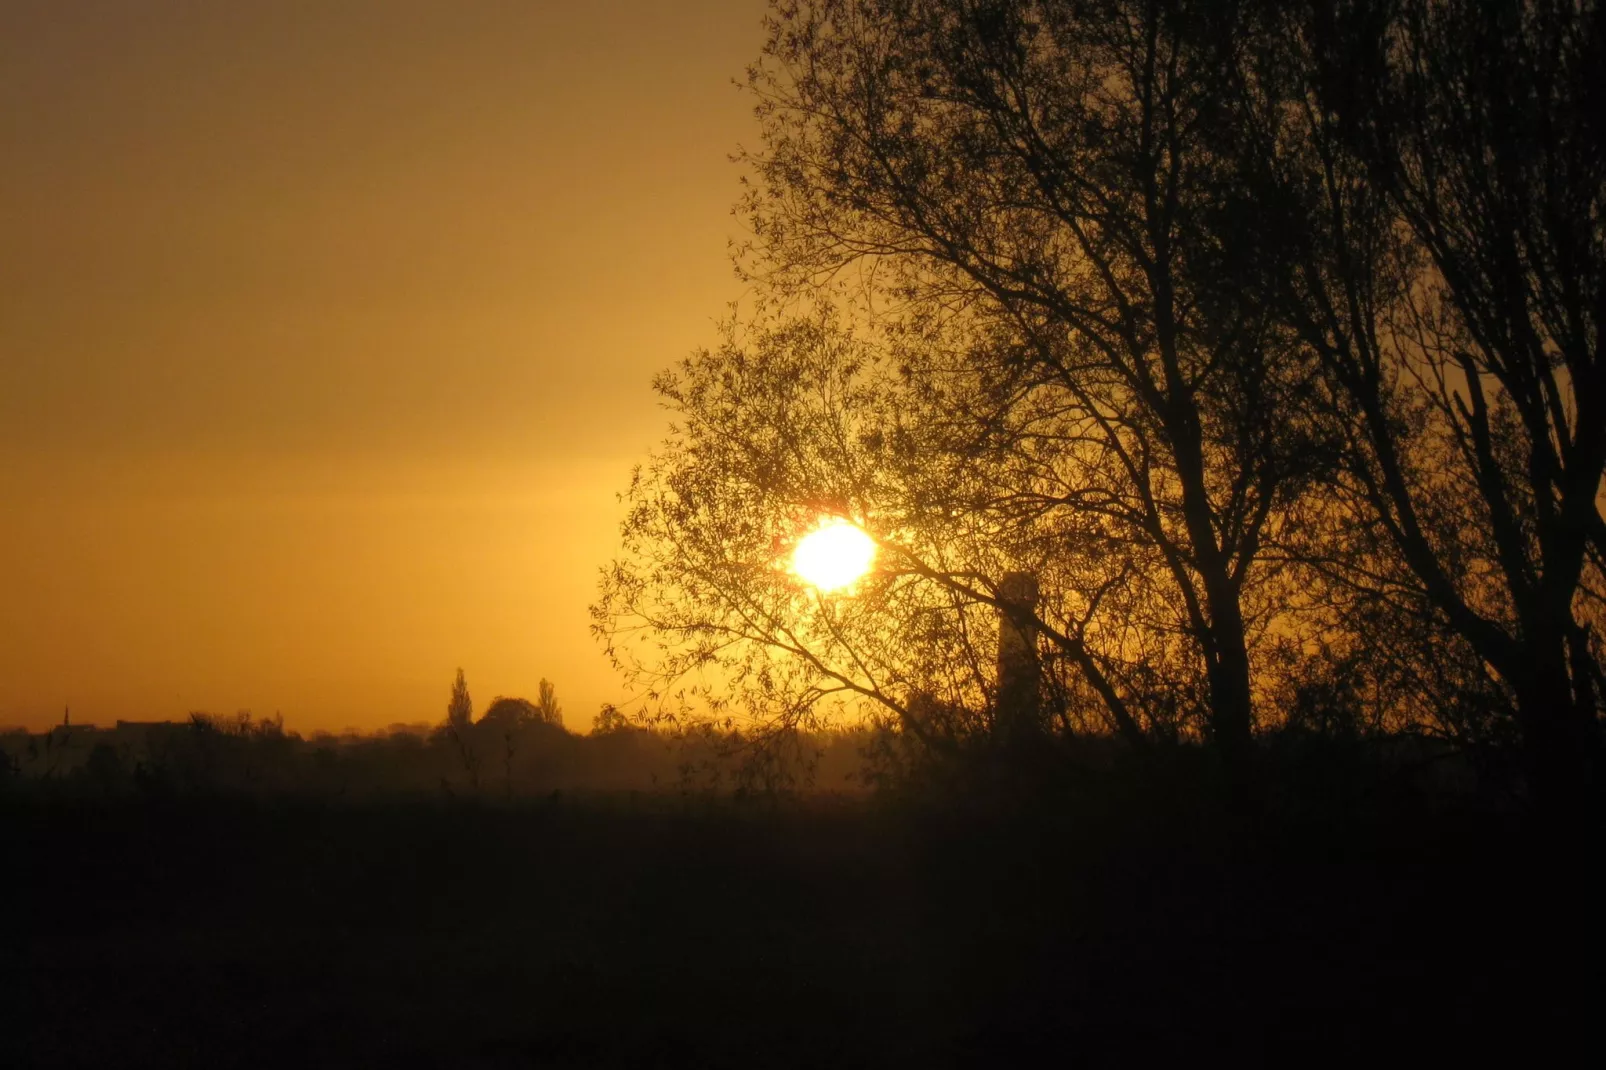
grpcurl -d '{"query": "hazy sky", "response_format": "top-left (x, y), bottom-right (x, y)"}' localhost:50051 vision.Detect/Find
top-left (0, 0), bottom-right (769, 731)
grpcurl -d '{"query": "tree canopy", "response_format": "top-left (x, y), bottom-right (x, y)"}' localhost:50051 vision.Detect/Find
top-left (595, 0), bottom-right (1604, 808)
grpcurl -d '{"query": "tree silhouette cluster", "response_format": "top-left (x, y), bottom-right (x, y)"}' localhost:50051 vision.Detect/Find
top-left (0, 681), bottom-right (874, 800)
top-left (596, 0), bottom-right (1604, 811)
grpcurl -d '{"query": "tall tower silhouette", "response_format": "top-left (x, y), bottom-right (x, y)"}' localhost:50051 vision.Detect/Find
top-left (995, 571), bottom-right (1041, 745)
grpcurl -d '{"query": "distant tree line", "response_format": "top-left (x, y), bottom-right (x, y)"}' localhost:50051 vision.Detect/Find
top-left (595, 0), bottom-right (1604, 813)
top-left (0, 673), bottom-right (872, 800)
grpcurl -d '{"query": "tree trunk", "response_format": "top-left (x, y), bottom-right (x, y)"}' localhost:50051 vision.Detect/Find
top-left (1201, 572), bottom-right (1256, 763)
top-left (1511, 640), bottom-right (1602, 820)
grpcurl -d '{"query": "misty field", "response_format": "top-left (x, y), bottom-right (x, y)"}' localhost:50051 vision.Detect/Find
top-left (5, 768), bottom-right (1594, 1068)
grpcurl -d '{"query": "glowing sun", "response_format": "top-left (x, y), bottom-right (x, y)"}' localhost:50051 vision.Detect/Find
top-left (792, 518), bottom-right (876, 592)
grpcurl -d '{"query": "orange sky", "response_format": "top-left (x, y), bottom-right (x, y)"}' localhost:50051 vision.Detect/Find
top-left (0, 0), bottom-right (769, 732)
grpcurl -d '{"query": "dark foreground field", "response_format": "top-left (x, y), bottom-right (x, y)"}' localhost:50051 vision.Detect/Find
top-left (4, 779), bottom-right (1598, 1067)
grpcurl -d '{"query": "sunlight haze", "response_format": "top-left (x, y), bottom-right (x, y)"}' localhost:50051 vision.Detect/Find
top-left (0, 0), bottom-right (769, 731)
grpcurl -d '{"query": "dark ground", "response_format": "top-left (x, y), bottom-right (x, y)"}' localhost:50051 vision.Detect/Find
top-left (3, 775), bottom-right (1599, 1068)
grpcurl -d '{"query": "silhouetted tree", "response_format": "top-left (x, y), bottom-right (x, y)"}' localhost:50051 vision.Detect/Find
top-left (479, 696), bottom-right (536, 795)
top-left (481, 696), bottom-right (539, 728)
top-left (597, 0), bottom-right (1600, 808)
top-left (535, 678), bottom-right (564, 728)
top-left (448, 669), bottom-right (474, 731)
top-left (593, 703), bottom-right (633, 734)
top-left (442, 667), bottom-right (480, 789)
top-left (596, 314), bottom-right (1008, 756)
top-left (599, 0), bottom-right (1341, 774)
top-left (1227, 0), bottom-right (1605, 808)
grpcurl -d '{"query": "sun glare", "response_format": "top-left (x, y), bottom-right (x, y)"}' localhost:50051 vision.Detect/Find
top-left (792, 518), bottom-right (876, 592)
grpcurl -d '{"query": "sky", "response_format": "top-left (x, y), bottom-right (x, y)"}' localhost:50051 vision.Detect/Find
top-left (0, 0), bottom-right (770, 732)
